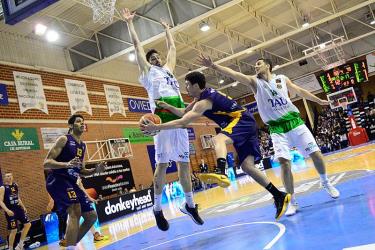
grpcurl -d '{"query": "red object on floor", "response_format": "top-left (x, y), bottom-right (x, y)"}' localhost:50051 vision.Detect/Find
top-left (348, 127), bottom-right (369, 146)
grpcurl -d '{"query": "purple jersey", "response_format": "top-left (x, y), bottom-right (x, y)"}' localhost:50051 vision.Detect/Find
top-left (198, 88), bottom-right (253, 128)
top-left (198, 88), bottom-right (261, 164)
top-left (3, 183), bottom-right (20, 208)
top-left (52, 134), bottom-right (86, 182)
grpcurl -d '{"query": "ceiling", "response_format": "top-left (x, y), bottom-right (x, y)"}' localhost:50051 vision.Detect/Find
top-left (1, 0), bottom-right (375, 99)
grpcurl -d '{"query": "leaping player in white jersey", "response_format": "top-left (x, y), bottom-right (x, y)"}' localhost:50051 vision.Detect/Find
top-left (198, 54), bottom-right (340, 216)
top-left (121, 8), bottom-right (203, 231)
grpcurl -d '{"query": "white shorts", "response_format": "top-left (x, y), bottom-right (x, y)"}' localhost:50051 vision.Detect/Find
top-left (153, 128), bottom-right (189, 163)
top-left (271, 124), bottom-right (320, 160)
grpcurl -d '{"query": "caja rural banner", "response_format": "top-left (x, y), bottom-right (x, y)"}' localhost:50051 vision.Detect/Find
top-left (82, 159), bottom-right (135, 198)
top-left (0, 127), bottom-right (40, 152)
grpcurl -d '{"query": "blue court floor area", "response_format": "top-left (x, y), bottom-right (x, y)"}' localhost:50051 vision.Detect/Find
top-left (101, 172), bottom-right (375, 250)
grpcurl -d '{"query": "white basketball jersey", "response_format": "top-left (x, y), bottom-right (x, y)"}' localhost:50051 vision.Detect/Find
top-left (139, 66), bottom-right (183, 111)
top-left (254, 74), bottom-right (300, 124)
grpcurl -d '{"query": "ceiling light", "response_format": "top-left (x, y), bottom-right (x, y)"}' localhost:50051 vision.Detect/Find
top-left (34, 23), bottom-right (47, 36)
top-left (232, 82), bottom-right (238, 87)
top-left (46, 30), bottom-right (59, 42)
top-left (219, 79), bottom-right (224, 84)
top-left (319, 43), bottom-right (326, 49)
top-left (199, 21), bottom-right (210, 32)
top-left (302, 22), bottom-right (310, 28)
top-left (246, 49), bottom-right (254, 54)
top-left (274, 65), bottom-right (280, 69)
top-left (128, 52), bottom-right (136, 62)
top-left (371, 19), bottom-right (375, 25)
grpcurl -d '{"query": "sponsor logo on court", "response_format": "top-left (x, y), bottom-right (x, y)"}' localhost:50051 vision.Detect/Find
top-left (96, 188), bottom-right (154, 223)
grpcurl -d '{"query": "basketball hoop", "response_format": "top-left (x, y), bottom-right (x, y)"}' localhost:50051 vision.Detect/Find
top-left (338, 97), bottom-right (348, 111)
top-left (340, 102), bottom-right (348, 111)
top-left (83, 0), bottom-right (117, 24)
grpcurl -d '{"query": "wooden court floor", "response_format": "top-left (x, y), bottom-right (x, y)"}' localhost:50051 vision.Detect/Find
top-left (40, 142), bottom-right (375, 250)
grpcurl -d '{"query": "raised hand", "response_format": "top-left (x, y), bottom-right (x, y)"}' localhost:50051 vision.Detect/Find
top-left (140, 119), bottom-right (158, 133)
top-left (121, 8), bottom-right (136, 22)
top-left (160, 18), bottom-right (170, 29)
top-left (67, 157), bottom-right (82, 168)
top-left (155, 100), bottom-right (170, 109)
top-left (197, 53), bottom-right (214, 67)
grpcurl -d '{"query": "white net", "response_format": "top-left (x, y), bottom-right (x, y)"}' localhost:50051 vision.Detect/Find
top-left (83, 0), bottom-right (117, 24)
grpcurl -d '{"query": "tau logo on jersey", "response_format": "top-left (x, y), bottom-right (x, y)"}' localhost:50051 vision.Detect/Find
top-left (276, 84), bottom-right (282, 89)
top-left (69, 141), bottom-right (76, 146)
top-left (268, 97), bottom-right (288, 108)
top-left (164, 76), bottom-right (179, 89)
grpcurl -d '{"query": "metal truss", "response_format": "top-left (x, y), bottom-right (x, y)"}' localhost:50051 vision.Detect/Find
top-left (68, 0), bottom-right (245, 71)
top-left (189, 0), bottom-right (375, 75)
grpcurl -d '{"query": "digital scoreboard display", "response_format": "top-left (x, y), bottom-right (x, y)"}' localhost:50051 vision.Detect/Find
top-left (1, 0), bottom-right (59, 25)
top-left (317, 60), bottom-right (368, 94)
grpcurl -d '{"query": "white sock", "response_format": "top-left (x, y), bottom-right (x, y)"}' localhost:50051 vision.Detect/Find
top-left (291, 194), bottom-right (298, 204)
top-left (185, 192), bottom-right (195, 208)
top-left (153, 194), bottom-right (162, 211)
top-left (18, 240), bottom-right (24, 246)
top-left (320, 174), bottom-right (328, 183)
top-left (66, 246), bottom-right (76, 250)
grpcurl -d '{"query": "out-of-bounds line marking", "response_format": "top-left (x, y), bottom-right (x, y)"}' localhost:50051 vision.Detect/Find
top-left (141, 221), bottom-right (286, 250)
top-left (342, 243), bottom-right (375, 250)
top-left (331, 172), bottom-right (346, 185)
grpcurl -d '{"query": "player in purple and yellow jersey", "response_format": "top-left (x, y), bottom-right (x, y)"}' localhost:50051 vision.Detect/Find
top-left (142, 71), bottom-right (291, 220)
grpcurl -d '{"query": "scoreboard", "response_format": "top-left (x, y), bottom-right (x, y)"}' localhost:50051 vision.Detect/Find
top-left (317, 60), bottom-right (368, 94)
top-left (1, 0), bottom-right (59, 25)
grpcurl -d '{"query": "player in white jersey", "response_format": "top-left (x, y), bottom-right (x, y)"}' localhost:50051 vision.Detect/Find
top-left (122, 8), bottom-right (203, 231)
top-left (198, 54), bottom-right (340, 216)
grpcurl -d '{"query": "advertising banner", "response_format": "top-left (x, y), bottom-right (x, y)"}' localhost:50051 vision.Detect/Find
top-left (127, 98), bottom-right (151, 113)
top-left (123, 128), bottom-right (153, 144)
top-left (95, 188), bottom-right (154, 223)
top-left (13, 71), bottom-right (48, 113)
top-left (0, 128), bottom-right (40, 152)
top-left (82, 159), bottom-right (135, 198)
top-left (0, 84), bottom-right (9, 106)
top-left (65, 79), bottom-right (92, 115)
top-left (104, 84), bottom-right (126, 117)
top-left (40, 128), bottom-right (67, 149)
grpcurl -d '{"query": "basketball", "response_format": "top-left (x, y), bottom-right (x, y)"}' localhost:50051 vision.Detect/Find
top-left (141, 113), bottom-right (161, 125)
top-left (140, 113), bottom-right (161, 136)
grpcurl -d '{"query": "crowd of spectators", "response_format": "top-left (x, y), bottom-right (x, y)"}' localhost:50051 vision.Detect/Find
top-left (258, 128), bottom-right (273, 157)
top-left (314, 108), bottom-right (349, 153)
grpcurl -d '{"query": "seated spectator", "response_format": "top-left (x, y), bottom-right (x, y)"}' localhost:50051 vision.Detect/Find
top-left (199, 159), bottom-right (208, 173)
